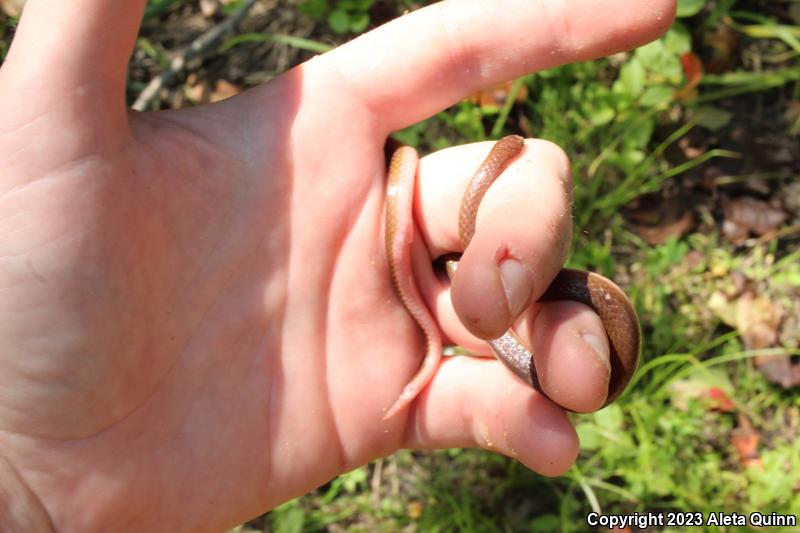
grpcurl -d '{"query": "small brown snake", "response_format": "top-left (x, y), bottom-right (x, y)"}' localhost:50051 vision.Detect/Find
top-left (384, 135), bottom-right (640, 419)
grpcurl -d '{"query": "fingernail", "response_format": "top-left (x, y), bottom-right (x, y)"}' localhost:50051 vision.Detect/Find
top-left (499, 259), bottom-right (532, 319)
top-left (581, 332), bottom-right (611, 371)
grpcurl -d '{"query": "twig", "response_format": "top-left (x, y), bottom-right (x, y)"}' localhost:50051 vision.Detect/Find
top-left (370, 458), bottom-right (383, 508)
top-left (132, 0), bottom-right (258, 111)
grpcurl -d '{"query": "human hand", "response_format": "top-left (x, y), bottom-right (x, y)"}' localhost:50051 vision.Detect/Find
top-left (0, 0), bottom-right (673, 530)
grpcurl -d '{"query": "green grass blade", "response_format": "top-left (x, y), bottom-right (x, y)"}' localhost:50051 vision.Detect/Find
top-left (220, 32), bottom-right (333, 54)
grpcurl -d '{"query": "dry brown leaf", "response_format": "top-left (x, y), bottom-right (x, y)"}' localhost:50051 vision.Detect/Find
top-left (626, 191), bottom-right (696, 244)
top-left (678, 134), bottom-right (707, 159)
top-left (722, 196), bottom-right (788, 245)
top-left (783, 181), bottom-right (800, 214)
top-left (710, 288), bottom-right (799, 388)
top-left (210, 79), bottom-right (241, 102)
top-left (754, 354), bottom-right (800, 389)
top-left (721, 219), bottom-right (748, 245)
top-left (726, 271), bottom-right (748, 298)
top-left (635, 210), bottom-right (694, 245)
top-left (735, 291), bottom-right (782, 350)
top-left (704, 23), bottom-right (738, 73)
top-left (684, 250), bottom-right (704, 271)
top-left (465, 80), bottom-right (528, 110)
top-left (708, 290), bottom-right (737, 327)
top-left (184, 73), bottom-right (209, 104)
top-left (675, 52), bottom-right (703, 101)
top-left (778, 309), bottom-right (800, 351)
top-left (730, 413), bottom-right (762, 469)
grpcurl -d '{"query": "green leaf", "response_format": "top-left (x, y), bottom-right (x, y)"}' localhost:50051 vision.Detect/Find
top-left (144, 0), bottom-right (187, 19)
top-left (568, 240), bottom-right (616, 276)
top-left (328, 8), bottom-right (351, 33)
top-left (636, 39), bottom-right (667, 65)
top-left (608, 149), bottom-right (641, 174)
top-left (695, 106), bottom-right (733, 131)
top-left (619, 148), bottom-right (645, 168)
top-left (576, 423), bottom-right (601, 450)
top-left (618, 58), bottom-right (646, 97)
top-left (298, 0), bottom-right (329, 19)
top-left (353, 0), bottom-right (374, 10)
top-left (349, 12), bottom-right (370, 33)
top-left (677, 0), bottom-right (706, 17)
top-left (452, 103), bottom-right (485, 140)
top-left (664, 23), bottom-right (692, 54)
top-left (641, 85), bottom-right (674, 107)
top-left (635, 39), bottom-right (683, 82)
top-left (589, 106), bottom-right (615, 126)
top-left (393, 120), bottom-right (427, 146)
top-left (624, 116), bottom-right (655, 149)
top-left (594, 405), bottom-right (624, 436)
top-left (271, 500), bottom-right (305, 533)
top-left (340, 466), bottom-right (367, 493)
top-left (531, 514), bottom-right (561, 532)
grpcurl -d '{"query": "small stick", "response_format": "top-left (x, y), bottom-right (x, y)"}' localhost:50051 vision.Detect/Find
top-left (132, 0), bottom-right (258, 111)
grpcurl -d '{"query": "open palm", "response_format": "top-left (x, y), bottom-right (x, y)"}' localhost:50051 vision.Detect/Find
top-left (0, 0), bottom-right (673, 530)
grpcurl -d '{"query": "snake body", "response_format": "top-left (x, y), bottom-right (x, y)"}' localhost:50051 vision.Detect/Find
top-left (384, 136), bottom-right (640, 419)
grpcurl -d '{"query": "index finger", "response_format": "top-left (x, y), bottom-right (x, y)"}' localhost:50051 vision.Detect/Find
top-left (325, 0), bottom-right (676, 133)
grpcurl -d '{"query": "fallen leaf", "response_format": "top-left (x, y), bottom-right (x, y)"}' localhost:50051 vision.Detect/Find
top-left (678, 133), bottom-right (707, 159)
top-left (730, 413), bottom-right (762, 469)
top-left (721, 196), bottom-right (788, 245)
top-left (707, 387), bottom-right (735, 412)
top-left (726, 271), bottom-right (748, 298)
top-left (626, 191), bottom-right (696, 244)
top-left (735, 291), bottom-right (782, 351)
top-left (783, 181), bottom-right (800, 214)
top-left (754, 354), bottom-right (800, 389)
top-left (668, 367), bottom-right (735, 412)
top-left (709, 288), bottom-right (798, 387)
top-left (210, 79), bottom-right (241, 102)
top-left (695, 105), bottom-right (733, 132)
top-left (184, 73), bottom-right (209, 104)
top-left (675, 52), bottom-right (703, 101)
top-left (778, 308), bottom-right (800, 352)
top-left (721, 219), bottom-right (748, 245)
top-left (466, 80), bottom-right (528, 111)
top-left (635, 210), bottom-right (694, 245)
top-left (684, 250), bottom-right (704, 271)
top-left (708, 290), bottom-right (738, 327)
top-left (704, 23), bottom-right (738, 73)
